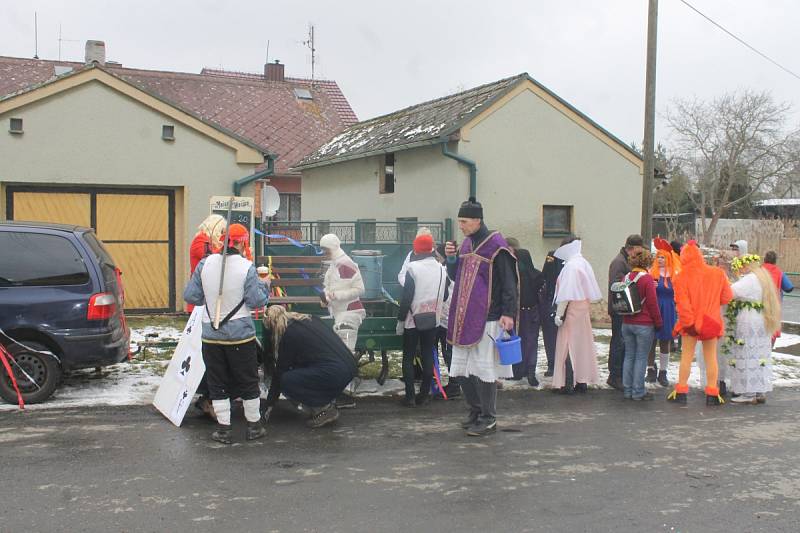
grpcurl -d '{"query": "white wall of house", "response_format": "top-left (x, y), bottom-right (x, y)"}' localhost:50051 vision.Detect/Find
top-left (0, 80), bottom-right (259, 300)
top-left (459, 88), bottom-right (643, 291)
top-left (302, 143), bottom-right (468, 223)
top-left (301, 87), bottom-right (643, 293)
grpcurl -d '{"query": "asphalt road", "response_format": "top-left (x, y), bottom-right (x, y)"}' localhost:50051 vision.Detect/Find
top-left (2, 388), bottom-right (799, 533)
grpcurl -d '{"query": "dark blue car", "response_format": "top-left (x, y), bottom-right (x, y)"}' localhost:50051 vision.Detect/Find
top-left (0, 221), bottom-right (129, 404)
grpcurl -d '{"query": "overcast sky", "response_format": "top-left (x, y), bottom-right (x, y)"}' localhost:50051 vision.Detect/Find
top-left (3, 0), bottom-right (799, 145)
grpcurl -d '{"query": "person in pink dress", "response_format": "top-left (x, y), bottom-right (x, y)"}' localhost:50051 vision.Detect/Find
top-left (551, 237), bottom-right (603, 393)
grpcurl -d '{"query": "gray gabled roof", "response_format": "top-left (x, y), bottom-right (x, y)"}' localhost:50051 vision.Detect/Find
top-left (296, 72), bottom-right (641, 169)
top-left (296, 74), bottom-right (526, 169)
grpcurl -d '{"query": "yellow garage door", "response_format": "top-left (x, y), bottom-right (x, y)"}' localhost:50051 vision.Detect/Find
top-left (8, 188), bottom-right (174, 311)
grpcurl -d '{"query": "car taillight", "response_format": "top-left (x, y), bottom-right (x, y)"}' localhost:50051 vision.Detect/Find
top-left (88, 292), bottom-right (117, 320)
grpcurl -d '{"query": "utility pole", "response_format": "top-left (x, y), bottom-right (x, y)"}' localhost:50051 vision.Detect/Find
top-left (641, 0), bottom-right (658, 243)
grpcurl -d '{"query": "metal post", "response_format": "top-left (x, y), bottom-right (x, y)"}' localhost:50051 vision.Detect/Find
top-left (641, 0), bottom-right (658, 243)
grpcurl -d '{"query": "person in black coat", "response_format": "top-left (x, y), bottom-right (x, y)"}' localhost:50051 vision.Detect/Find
top-left (540, 248), bottom-right (565, 377)
top-left (262, 306), bottom-right (358, 429)
top-left (506, 238), bottom-right (544, 386)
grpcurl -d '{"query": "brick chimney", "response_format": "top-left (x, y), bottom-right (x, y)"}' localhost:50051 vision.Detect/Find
top-left (85, 40), bottom-right (106, 65)
top-left (264, 60), bottom-right (285, 82)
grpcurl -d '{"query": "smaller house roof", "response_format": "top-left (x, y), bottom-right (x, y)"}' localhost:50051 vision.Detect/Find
top-left (297, 73), bottom-right (641, 169)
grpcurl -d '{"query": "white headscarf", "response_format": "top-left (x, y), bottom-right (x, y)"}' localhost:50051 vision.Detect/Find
top-left (553, 240), bottom-right (603, 303)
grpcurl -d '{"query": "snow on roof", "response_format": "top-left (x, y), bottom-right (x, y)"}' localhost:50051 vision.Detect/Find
top-left (755, 199), bottom-right (800, 207)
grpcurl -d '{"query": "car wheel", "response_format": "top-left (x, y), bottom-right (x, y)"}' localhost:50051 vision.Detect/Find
top-left (0, 341), bottom-right (62, 405)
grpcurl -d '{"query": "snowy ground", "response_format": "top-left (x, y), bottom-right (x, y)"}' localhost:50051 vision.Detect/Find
top-left (3, 325), bottom-right (800, 412)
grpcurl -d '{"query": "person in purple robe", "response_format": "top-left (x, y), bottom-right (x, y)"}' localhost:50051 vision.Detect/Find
top-left (445, 197), bottom-right (518, 437)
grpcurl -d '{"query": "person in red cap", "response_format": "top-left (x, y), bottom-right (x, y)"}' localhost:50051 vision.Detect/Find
top-left (397, 233), bottom-right (449, 407)
top-left (184, 223), bottom-right (270, 444)
top-left (667, 241), bottom-right (732, 405)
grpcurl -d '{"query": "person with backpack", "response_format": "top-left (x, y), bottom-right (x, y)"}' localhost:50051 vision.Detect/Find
top-left (607, 235), bottom-right (645, 390)
top-left (620, 251), bottom-right (663, 401)
top-left (183, 223), bottom-right (270, 444)
top-left (397, 234), bottom-right (449, 407)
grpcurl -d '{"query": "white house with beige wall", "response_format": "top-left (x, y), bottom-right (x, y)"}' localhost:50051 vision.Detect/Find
top-left (297, 73), bottom-right (645, 292)
top-left (0, 65), bottom-right (268, 311)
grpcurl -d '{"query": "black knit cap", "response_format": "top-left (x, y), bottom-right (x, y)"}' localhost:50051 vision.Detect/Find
top-left (458, 196), bottom-right (483, 219)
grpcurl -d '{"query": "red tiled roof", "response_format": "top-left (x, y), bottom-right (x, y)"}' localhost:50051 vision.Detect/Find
top-left (0, 56), bottom-right (357, 174)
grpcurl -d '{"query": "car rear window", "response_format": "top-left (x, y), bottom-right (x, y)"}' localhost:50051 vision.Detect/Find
top-left (82, 231), bottom-right (116, 268)
top-left (0, 231), bottom-right (90, 286)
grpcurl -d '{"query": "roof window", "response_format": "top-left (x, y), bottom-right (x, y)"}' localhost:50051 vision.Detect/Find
top-left (293, 88), bottom-right (313, 100)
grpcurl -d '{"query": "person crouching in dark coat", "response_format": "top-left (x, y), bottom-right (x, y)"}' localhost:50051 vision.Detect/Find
top-left (262, 305), bottom-right (358, 428)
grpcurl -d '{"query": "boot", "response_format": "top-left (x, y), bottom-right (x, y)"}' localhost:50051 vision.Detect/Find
top-left (718, 381), bottom-right (727, 397)
top-left (414, 393), bottom-right (431, 407)
top-left (657, 370), bottom-right (669, 387)
top-left (246, 421), bottom-right (267, 441)
top-left (706, 394), bottom-right (724, 406)
top-left (527, 367), bottom-right (539, 387)
top-left (466, 417), bottom-right (497, 437)
top-left (705, 386), bottom-right (724, 406)
top-left (211, 424), bottom-right (232, 445)
top-left (666, 389), bottom-right (687, 405)
top-left (460, 410), bottom-right (480, 429)
top-left (575, 383), bottom-right (588, 394)
top-left (307, 404), bottom-right (340, 428)
top-left (645, 366), bottom-right (657, 383)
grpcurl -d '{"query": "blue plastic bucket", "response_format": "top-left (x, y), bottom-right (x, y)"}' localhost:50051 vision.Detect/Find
top-left (495, 331), bottom-right (522, 366)
top-left (351, 250), bottom-right (385, 300)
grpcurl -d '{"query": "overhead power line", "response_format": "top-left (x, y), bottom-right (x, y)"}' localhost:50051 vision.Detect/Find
top-left (677, 0), bottom-right (800, 82)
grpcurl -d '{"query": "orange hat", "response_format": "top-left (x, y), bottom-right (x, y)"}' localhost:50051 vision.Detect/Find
top-left (224, 223), bottom-right (252, 261)
top-left (413, 234), bottom-right (434, 254)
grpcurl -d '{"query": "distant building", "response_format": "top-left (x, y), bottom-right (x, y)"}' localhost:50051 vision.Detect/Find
top-left (296, 73), bottom-right (644, 290)
top-left (0, 44), bottom-right (355, 310)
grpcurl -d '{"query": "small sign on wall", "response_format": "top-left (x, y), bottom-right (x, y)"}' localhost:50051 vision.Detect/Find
top-left (210, 196), bottom-right (255, 245)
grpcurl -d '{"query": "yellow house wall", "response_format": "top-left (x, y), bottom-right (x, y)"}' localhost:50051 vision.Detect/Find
top-left (0, 80), bottom-right (259, 309)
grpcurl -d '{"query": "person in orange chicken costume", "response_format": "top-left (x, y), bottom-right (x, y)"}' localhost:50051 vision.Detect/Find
top-left (667, 240), bottom-right (733, 405)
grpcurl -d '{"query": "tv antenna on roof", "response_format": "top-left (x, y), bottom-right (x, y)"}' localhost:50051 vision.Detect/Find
top-left (302, 23), bottom-right (316, 86)
top-left (57, 23), bottom-right (80, 61)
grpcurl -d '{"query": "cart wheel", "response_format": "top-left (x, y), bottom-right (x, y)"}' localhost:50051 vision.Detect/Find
top-left (377, 350), bottom-right (389, 386)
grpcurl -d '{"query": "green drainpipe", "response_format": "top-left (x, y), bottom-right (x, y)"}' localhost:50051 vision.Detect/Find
top-left (233, 156), bottom-right (275, 196)
top-left (441, 141), bottom-right (477, 198)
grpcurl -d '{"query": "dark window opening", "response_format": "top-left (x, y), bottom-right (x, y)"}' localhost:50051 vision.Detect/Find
top-left (272, 193), bottom-right (302, 222)
top-left (9, 118), bottom-right (23, 134)
top-left (0, 232), bottom-right (90, 286)
top-left (162, 125), bottom-right (175, 141)
top-left (542, 205), bottom-right (573, 238)
top-left (380, 153), bottom-right (395, 194)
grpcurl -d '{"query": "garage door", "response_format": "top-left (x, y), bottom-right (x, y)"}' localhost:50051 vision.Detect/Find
top-left (6, 187), bottom-right (174, 312)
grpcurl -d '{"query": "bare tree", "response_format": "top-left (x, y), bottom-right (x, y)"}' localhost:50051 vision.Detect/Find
top-left (666, 90), bottom-right (799, 244)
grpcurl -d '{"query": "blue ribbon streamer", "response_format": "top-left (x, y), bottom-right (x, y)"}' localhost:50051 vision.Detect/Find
top-left (254, 229), bottom-right (322, 255)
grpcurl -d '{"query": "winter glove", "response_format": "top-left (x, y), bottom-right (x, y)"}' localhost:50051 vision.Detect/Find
top-left (325, 290), bottom-right (335, 303)
top-left (554, 315), bottom-right (564, 327)
top-left (396, 321), bottom-right (405, 336)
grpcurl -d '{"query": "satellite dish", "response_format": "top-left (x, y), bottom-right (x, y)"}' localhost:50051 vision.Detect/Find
top-left (261, 186), bottom-right (280, 218)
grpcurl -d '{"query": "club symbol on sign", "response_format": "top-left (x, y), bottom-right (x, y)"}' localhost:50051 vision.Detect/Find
top-left (180, 355), bottom-right (191, 376)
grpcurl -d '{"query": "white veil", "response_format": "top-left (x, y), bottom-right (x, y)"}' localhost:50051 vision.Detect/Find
top-left (553, 240), bottom-right (603, 304)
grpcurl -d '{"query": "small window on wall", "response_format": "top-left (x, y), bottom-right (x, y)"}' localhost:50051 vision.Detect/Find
top-left (9, 118), bottom-right (23, 134)
top-left (380, 153), bottom-right (395, 194)
top-left (542, 205), bottom-right (573, 238)
top-left (162, 125), bottom-right (175, 141)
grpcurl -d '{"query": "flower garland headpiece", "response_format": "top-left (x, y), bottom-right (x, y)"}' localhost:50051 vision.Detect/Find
top-left (731, 254), bottom-right (761, 272)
